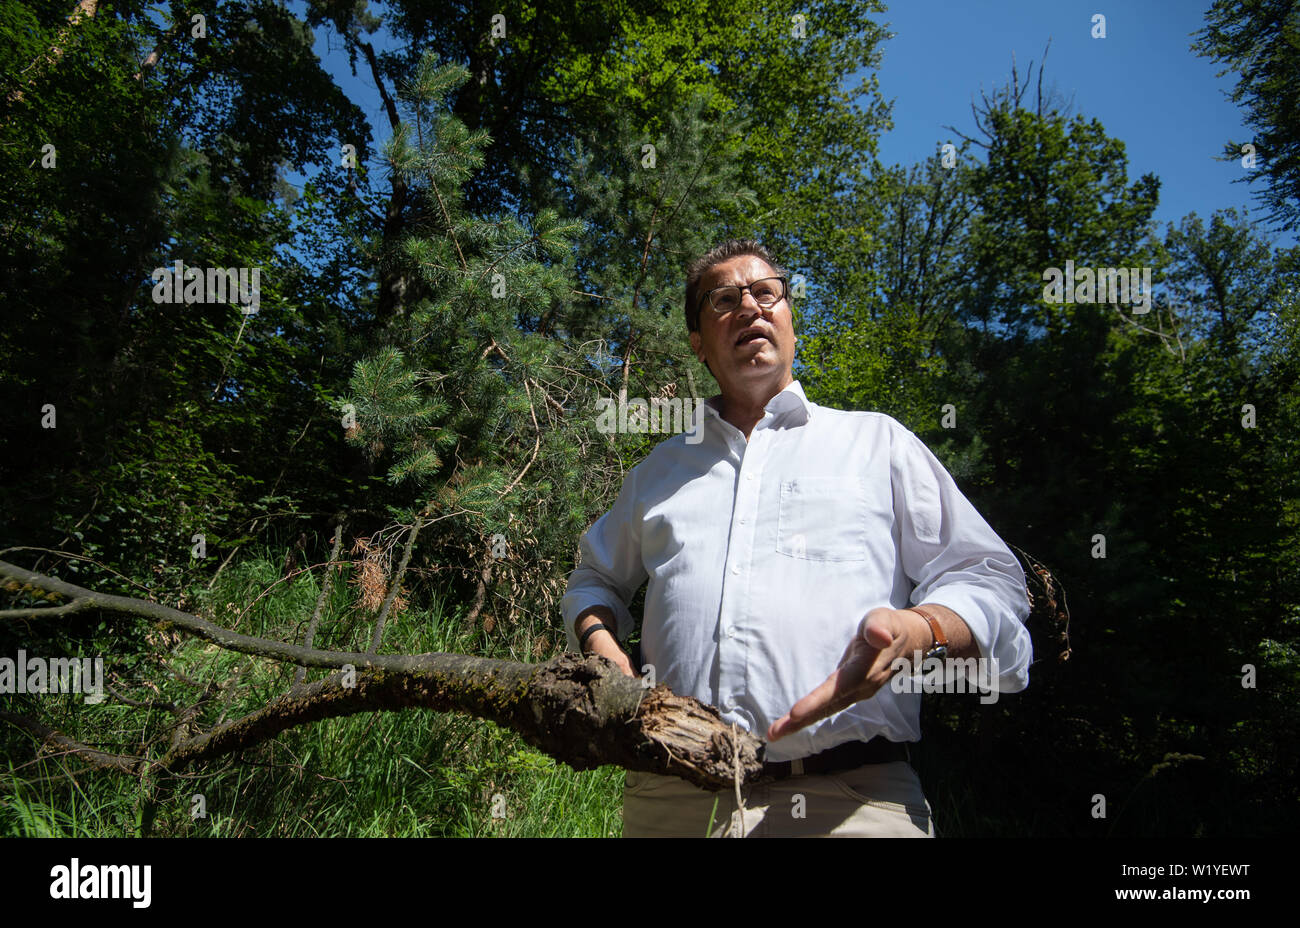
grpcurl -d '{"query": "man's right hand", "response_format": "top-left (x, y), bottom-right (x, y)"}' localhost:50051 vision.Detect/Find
top-left (575, 609), bottom-right (638, 678)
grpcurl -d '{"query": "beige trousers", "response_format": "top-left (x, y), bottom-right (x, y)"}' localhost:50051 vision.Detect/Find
top-left (621, 760), bottom-right (935, 837)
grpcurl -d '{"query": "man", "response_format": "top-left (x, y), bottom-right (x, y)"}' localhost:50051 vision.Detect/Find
top-left (563, 239), bottom-right (1032, 837)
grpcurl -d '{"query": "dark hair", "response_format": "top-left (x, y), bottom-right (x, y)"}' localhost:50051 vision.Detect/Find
top-left (684, 239), bottom-right (788, 333)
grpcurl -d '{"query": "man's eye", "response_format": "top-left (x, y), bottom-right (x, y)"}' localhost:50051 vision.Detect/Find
top-left (713, 291), bottom-right (739, 310)
top-left (753, 284), bottom-right (779, 301)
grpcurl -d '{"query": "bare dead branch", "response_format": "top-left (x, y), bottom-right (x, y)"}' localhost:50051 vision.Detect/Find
top-left (0, 710), bottom-right (142, 774)
top-left (498, 377), bottom-right (541, 498)
top-left (296, 522), bottom-right (345, 684)
top-left (0, 560), bottom-right (766, 789)
top-left (368, 519), bottom-right (420, 652)
top-left (463, 561), bottom-right (492, 626)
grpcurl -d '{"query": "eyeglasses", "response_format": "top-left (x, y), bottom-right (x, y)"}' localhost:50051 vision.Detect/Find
top-left (697, 276), bottom-right (788, 319)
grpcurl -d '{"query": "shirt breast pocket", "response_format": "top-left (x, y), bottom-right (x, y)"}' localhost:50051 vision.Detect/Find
top-left (776, 476), bottom-right (869, 562)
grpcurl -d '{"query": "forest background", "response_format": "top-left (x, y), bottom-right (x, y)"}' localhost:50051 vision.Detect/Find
top-left (1, 0), bottom-right (1297, 837)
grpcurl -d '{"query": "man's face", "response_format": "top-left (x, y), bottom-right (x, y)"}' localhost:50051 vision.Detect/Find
top-left (690, 255), bottom-right (796, 397)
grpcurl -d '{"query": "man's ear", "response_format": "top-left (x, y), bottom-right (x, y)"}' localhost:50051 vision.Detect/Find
top-left (689, 329), bottom-right (703, 363)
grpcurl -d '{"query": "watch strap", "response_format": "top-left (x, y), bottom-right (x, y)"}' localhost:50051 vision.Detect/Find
top-left (911, 605), bottom-right (948, 658)
top-left (577, 621), bottom-right (615, 652)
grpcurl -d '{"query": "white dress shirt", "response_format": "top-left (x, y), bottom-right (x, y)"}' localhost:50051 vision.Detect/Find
top-left (562, 380), bottom-right (1032, 763)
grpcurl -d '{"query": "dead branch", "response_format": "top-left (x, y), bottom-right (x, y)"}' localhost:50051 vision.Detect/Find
top-left (368, 519), bottom-right (419, 652)
top-left (0, 559), bottom-right (763, 790)
top-left (0, 710), bottom-right (142, 774)
top-left (296, 522), bottom-right (345, 684)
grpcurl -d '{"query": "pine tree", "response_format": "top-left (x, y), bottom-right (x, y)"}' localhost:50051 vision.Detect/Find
top-left (346, 56), bottom-right (761, 649)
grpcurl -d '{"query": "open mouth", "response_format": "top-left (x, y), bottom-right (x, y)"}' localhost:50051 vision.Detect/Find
top-left (736, 330), bottom-right (770, 346)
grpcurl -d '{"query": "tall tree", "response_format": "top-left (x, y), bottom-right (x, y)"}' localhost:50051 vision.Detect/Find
top-left (306, 0), bottom-right (895, 369)
top-left (1, 0), bottom-right (371, 592)
top-left (799, 150), bottom-right (975, 431)
top-left (1194, 0), bottom-right (1300, 231)
top-left (344, 53), bottom-right (760, 647)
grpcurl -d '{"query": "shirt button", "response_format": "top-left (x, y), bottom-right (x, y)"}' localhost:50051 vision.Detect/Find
top-left (746, 474), bottom-right (754, 481)
top-left (731, 564), bottom-right (740, 574)
top-left (726, 626), bottom-right (737, 638)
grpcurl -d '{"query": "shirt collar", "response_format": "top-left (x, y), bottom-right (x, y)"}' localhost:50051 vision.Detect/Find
top-left (702, 380), bottom-right (813, 429)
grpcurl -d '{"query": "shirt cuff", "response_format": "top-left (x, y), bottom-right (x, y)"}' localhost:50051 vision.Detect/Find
top-left (914, 583), bottom-right (1033, 695)
top-left (561, 589), bottom-right (634, 653)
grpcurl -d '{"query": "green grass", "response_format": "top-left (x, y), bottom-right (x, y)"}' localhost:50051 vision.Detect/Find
top-left (0, 552), bottom-right (625, 838)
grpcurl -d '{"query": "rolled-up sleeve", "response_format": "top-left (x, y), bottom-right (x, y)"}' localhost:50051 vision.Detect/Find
top-left (561, 465), bottom-right (648, 652)
top-left (890, 424), bottom-right (1033, 693)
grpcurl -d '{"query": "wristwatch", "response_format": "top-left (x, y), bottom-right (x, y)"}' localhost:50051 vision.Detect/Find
top-left (911, 606), bottom-right (948, 660)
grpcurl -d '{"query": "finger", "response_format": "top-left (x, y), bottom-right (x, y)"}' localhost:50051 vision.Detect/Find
top-left (766, 669), bottom-right (861, 741)
top-left (861, 619), bottom-right (894, 650)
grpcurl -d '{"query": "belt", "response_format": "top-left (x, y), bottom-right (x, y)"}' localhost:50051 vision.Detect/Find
top-left (762, 738), bottom-right (908, 779)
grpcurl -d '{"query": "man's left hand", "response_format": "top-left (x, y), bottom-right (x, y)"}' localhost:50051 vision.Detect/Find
top-left (767, 607), bottom-right (928, 742)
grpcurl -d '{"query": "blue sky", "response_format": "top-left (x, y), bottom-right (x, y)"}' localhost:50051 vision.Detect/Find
top-left (296, 1), bottom-right (1291, 247)
top-left (866, 0), bottom-right (1291, 245)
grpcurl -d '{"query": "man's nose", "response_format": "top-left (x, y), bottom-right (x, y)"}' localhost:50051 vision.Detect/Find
top-left (736, 290), bottom-right (765, 319)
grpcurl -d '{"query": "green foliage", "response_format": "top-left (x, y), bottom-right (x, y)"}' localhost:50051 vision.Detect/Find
top-left (799, 152), bottom-right (971, 427)
top-left (1193, 0), bottom-right (1300, 231)
top-left (4, 0), bottom-right (1298, 839)
top-left (0, 0), bottom-right (373, 598)
top-left (799, 56), bottom-right (1300, 835)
